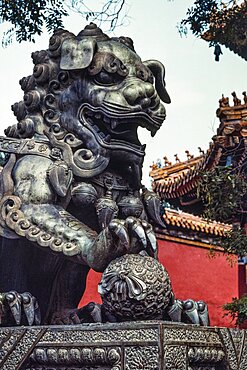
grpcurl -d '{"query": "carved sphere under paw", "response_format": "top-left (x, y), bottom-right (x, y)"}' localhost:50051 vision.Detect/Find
top-left (98, 254), bottom-right (172, 321)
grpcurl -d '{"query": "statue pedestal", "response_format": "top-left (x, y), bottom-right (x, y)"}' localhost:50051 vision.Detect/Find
top-left (0, 321), bottom-right (246, 369)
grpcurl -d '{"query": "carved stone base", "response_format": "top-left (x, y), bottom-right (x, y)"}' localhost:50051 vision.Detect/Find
top-left (0, 321), bottom-right (246, 369)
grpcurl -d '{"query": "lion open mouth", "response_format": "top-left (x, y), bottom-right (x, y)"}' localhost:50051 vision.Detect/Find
top-left (79, 103), bottom-right (166, 152)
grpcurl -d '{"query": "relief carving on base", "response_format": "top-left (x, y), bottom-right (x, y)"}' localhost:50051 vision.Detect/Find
top-left (0, 311), bottom-right (246, 370)
top-left (125, 345), bottom-right (159, 370)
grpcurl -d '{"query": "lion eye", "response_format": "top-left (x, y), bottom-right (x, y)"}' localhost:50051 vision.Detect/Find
top-left (136, 65), bottom-right (154, 84)
top-left (94, 71), bottom-right (117, 85)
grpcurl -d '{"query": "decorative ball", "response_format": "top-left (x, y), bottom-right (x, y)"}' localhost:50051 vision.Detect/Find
top-left (98, 254), bottom-right (172, 321)
top-left (118, 194), bottom-right (143, 218)
top-left (71, 183), bottom-right (98, 206)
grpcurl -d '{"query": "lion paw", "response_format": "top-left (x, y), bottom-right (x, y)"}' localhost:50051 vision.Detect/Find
top-left (0, 291), bottom-right (41, 326)
top-left (166, 295), bottom-right (210, 326)
top-left (109, 216), bottom-right (158, 258)
top-left (50, 303), bottom-right (102, 325)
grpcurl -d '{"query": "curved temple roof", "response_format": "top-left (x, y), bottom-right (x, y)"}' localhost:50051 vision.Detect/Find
top-left (150, 91), bottom-right (247, 200)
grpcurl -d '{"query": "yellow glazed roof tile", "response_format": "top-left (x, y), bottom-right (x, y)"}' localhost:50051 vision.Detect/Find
top-left (163, 208), bottom-right (232, 237)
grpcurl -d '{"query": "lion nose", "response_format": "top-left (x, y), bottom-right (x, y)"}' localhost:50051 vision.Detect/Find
top-left (123, 81), bottom-right (155, 108)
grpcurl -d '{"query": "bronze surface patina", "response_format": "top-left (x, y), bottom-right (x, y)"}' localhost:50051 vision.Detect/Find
top-left (0, 23), bottom-right (208, 327)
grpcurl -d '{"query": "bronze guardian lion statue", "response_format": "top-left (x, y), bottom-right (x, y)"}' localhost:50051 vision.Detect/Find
top-left (0, 23), bottom-right (208, 327)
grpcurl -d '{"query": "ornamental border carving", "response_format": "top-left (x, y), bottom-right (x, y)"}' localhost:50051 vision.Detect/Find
top-left (0, 322), bottom-right (246, 369)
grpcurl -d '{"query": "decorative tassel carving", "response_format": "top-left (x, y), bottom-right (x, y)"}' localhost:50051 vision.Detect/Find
top-left (95, 177), bottom-right (118, 230)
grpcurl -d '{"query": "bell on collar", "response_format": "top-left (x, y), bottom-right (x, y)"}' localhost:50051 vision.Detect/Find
top-left (95, 178), bottom-right (119, 230)
top-left (118, 191), bottom-right (143, 219)
top-left (71, 182), bottom-right (98, 207)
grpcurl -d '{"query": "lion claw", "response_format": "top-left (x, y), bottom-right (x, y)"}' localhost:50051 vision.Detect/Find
top-left (182, 299), bottom-right (200, 325)
top-left (166, 296), bottom-right (209, 326)
top-left (141, 220), bottom-right (158, 259)
top-left (5, 291), bottom-right (22, 325)
top-left (0, 291), bottom-right (41, 326)
top-left (22, 292), bottom-right (41, 326)
top-left (126, 217), bottom-right (147, 249)
top-left (108, 220), bottom-right (130, 249)
top-left (108, 217), bottom-right (158, 258)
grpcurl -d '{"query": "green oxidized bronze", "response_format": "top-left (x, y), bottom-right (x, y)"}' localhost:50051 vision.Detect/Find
top-left (0, 23), bottom-right (208, 327)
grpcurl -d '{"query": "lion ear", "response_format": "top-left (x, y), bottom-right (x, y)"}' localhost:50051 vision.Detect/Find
top-left (60, 37), bottom-right (96, 70)
top-left (143, 60), bottom-right (171, 104)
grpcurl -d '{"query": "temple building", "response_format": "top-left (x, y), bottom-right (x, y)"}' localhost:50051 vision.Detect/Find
top-left (149, 91), bottom-right (247, 327)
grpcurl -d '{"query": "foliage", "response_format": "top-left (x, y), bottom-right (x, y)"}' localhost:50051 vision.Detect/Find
top-left (223, 295), bottom-right (247, 325)
top-left (0, 0), bottom-right (68, 45)
top-left (220, 227), bottom-right (247, 258)
top-left (178, 0), bottom-right (219, 37)
top-left (68, 0), bottom-right (128, 31)
top-left (178, 0), bottom-right (245, 40)
top-left (0, 0), bottom-right (128, 45)
top-left (198, 166), bottom-right (247, 258)
top-left (197, 166), bottom-right (247, 222)
top-left (0, 0), bottom-right (245, 50)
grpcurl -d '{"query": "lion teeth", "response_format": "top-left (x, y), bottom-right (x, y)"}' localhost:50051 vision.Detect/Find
top-left (104, 134), bottom-right (111, 142)
top-left (111, 120), bottom-right (118, 130)
top-left (95, 113), bottom-right (102, 119)
top-left (103, 116), bottom-right (110, 123)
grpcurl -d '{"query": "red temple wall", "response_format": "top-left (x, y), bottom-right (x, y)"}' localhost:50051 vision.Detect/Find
top-left (238, 264), bottom-right (247, 297)
top-left (157, 239), bottom-right (238, 327)
top-left (80, 238), bottom-right (239, 327)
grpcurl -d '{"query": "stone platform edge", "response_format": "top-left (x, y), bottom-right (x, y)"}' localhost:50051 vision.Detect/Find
top-left (0, 320), bottom-right (246, 369)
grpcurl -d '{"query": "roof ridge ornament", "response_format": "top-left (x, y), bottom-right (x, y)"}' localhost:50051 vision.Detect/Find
top-left (232, 91), bottom-right (242, 106)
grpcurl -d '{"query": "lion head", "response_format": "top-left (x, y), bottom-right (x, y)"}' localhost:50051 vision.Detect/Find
top-left (6, 23), bottom-right (170, 187)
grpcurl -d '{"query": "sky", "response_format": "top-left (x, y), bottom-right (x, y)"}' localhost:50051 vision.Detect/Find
top-left (0, 0), bottom-right (246, 186)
